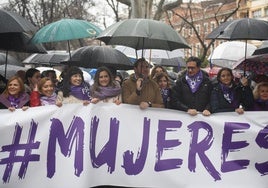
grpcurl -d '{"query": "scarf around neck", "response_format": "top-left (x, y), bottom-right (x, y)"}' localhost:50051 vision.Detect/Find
top-left (93, 85), bottom-right (121, 100)
top-left (8, 95), bottom-right (20, 108)
top-left (70, 83), bottom-right (91, 101)
top-left (220, 83), bottom-right (234, 103)
top-left (185, 70), bottom-right (203, 93)
top-left (0, 92), bottom-right (29, 108)
top-left (40, 93), bottom-right (57, 105)
top-left (160, 88), bottom-right (170, 101)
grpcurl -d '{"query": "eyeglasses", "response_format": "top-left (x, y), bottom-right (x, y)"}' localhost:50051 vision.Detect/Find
top-left (187, 66), bottom-right (197, 70)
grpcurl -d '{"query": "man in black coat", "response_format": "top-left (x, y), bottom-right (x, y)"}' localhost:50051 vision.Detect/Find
top-left (170, 56), bottom-right (212, 116)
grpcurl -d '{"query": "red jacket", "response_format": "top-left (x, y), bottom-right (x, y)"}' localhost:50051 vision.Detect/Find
top-left (30, 91), bottom-right (41, 107)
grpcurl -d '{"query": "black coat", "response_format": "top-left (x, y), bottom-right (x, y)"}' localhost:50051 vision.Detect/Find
top-left (210, 83), bottom-right (254, 113)
top-left (170, 71), bottom-right (212, 112)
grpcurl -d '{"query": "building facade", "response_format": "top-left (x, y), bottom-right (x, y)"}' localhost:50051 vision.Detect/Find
top-left (170, 0), bottom-right (268, 59)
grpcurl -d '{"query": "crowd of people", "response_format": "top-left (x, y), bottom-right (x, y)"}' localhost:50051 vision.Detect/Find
top-left (0, 56), bottom-right (267, 113)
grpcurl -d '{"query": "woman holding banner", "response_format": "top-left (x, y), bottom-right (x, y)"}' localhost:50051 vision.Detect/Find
top-left (56, 66), bottom-right (92, 105)
top-left (0, 76), bottom-right (29, 111)
top-left (30, 77), bottom-right (62, 107)
top-left (210, 68), bottom-right (254, 114)
top-left (90, 66), bottom-right (122, 105)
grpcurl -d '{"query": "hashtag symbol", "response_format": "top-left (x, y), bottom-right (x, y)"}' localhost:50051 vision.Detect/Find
top-left (0, 120), bottom-right (40, 183)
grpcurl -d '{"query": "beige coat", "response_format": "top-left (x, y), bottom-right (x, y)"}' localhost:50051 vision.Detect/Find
top-left (122, 74), bottom-right (164, 108)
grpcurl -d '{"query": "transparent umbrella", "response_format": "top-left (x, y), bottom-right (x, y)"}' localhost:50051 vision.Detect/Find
top-left (208, 41), bottom-right (256, 69)
top-left (0, 53), bottom-right (21, 66)
top-left (0, 64), bottom-right (27, 79)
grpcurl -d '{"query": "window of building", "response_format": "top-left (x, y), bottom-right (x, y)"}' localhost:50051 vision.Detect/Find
top-left (265, 8), bottom-right (268, 16)
top-left (189, 28), bottom-right (193, 36)
top-left (252, 9), bottom-right (262, 18)
top-left (196, 44), bottom-right (200, 57)
top-left (210, 22), bottom-right (216, 33)
top-left (182, 28), bottom-right (185, 37)
top-left (204, 23), bottom-right (208, 34)
top-left (196, 25), bottom-right (200, 33)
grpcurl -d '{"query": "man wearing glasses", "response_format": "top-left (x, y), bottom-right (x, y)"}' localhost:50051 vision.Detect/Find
top-left (170, 56), bottom-right (212, 116)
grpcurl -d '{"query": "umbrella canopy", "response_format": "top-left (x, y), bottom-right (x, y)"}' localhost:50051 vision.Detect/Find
top-left (31, 18), bottom-right (102, 59)
top-left (97, 18), bottom-right (190, 51)
top-left (206, 18), bottom-right (268, 40)
top-left (0, 8), bottom-right (37, 34)
top-left (0, 64), bottom-right (27, 79)
top-left (233, 54), bottom-right (268, 75)
top-left (206, 18), bottom-right (268, 75)
top-left (23, 51), bottom-right (69, 66)
top-left (153, 57), bottom-right (186, 68)
top-left (31, 18), bottom-right (102, 43)
top-left (0, 53), bottom-right (21, 66)
top-left (0, 32), bottom-right (47, 53)
top-left (115, 45), bottom-right (184, 59)
top-left (208, 41), bottom-right (256, 68)
top-left (0, 32), bottom-right (46, 78)
top-left (63, 46), bottom-right (134, 70)
top-left (253, 40), bottom-right (268, 55)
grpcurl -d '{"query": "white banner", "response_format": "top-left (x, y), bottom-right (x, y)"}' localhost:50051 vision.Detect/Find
top-left (0, 103), bottom-right (267, 188)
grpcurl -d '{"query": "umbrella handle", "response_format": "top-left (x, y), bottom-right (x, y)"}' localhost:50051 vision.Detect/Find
top-left (209, 39), bottom-right (215, 69)
top-left (67, 40), bottom-right (72, 60)
top-left (4, 51), bottom-right (8, 78)
top-left (243, 40), bottom-right (248, 76)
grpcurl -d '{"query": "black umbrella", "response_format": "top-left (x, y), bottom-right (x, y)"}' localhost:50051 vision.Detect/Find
top-left (0, 32), bottom-right (46, 53)
top-left (23, 52), bottom-right (69, 66)
top-left (0, 9), bottom-right (44, 78)
top-left (62, 46), bottom-right (134, 70)
top-left (0, 9), bottom-right (37, 34)
top-left (206, 18), bottom-right (268, 74)
top-left (206, 18), bottom-right (268, 40)
top-left (253, 40), bottom-right (268, 55)
top-left (97, 18), bottom-right (190, 53)
top-left (0, 32), bottom-right (47, 78)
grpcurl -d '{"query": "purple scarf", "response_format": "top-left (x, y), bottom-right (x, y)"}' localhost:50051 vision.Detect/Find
top-left (8, 95), bottom-right (20, 108)
top-left (70, 83), bottom-right (91, 101)
top-left (253, 99), bottom-right (268, 111)
top-left (161, 88), bottom-right (170, 102)
top-left (40, 93), bottom-right (57, 105)
top-left (160, 88), bottom-right (170, 108)
top-left (0, 93), bottom-right (29, 108)
top-left (93, 86), bottom-right (121, 100)
top-left (220, 83), bottom-right (234, 103)
top-left (185, 70), bottom-right (203, 93)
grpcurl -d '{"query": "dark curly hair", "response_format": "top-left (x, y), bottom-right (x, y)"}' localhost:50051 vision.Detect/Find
top-left (61, 66), bottom-right (84, 97)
